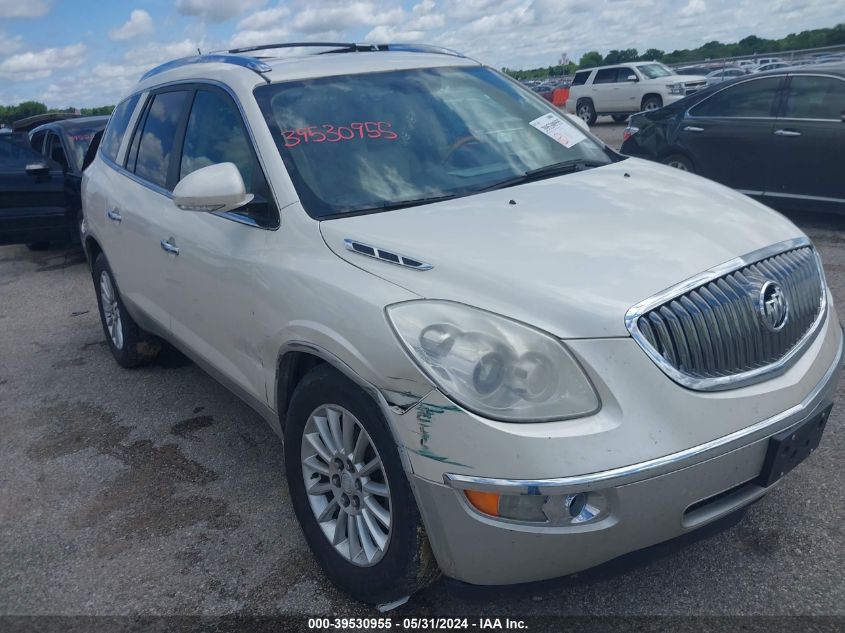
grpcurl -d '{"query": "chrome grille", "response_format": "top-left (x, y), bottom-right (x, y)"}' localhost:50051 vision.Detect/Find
top-left (626, 240), bottom-right (826, 391)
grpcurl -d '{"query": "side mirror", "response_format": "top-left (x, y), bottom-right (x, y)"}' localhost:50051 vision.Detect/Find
top-left (626, 74), bottom-right (638, 82)
top-left (25, 161), bottom-right (50, 175)
top-left (173, 162), bottom-right (253, 213)
top-left (568, 114), bottom-right (590, 132)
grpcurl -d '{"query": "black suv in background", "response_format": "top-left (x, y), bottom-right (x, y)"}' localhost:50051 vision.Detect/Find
top-left (621, 64), bottom-right (845, 215)
top-left (0, 115), bottom-right (108, 249)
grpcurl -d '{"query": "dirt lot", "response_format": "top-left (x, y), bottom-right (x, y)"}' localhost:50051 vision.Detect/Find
top-left (1, 181), bottom-right (844, 620)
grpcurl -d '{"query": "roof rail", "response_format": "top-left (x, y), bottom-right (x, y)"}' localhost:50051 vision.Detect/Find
top-left (139, 53), bottom-right (272, 82)
top-left (226, 42), bottom-right (466, 59)
top-left (139, 43), bottom-right (467, 83)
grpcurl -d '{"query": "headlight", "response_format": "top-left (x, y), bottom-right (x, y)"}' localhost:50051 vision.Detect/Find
top-left (386, 301), bottom-right (600, 422)
top-left (667, 82), bottom-right (685, 95)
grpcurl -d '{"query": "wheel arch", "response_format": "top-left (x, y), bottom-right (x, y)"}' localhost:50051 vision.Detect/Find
top-left (83, 234), bottom-right (103, 270)
top-left (657, 145), bottom-right (697, 170)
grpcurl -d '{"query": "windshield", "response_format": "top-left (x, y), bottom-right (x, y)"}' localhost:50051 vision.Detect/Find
top-left (65, 127), bottom-right (101, 171)
top-left (254, 66), bottom-right (612, 218)
top-left (636, 63), bottom-right (674, 79)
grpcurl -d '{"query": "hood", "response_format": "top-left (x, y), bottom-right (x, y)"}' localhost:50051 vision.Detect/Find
top-left (319, 158), bottom-right (803, 339)
top-left (658, 74), bottom-right (707, 84)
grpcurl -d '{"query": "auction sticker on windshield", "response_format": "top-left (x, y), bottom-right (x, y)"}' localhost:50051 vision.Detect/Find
top-left (529, 113), bottom-right (586, 148)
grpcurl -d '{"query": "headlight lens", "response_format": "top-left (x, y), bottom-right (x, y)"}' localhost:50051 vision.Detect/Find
top-left (386, 301), bottom-right (600, 422)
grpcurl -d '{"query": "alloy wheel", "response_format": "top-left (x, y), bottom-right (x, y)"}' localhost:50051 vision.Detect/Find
top-left (300, 405), bottom-right (392, 566)
top-left (99, 270), bottom-right (123, 350)
top-left (577, 104), bottom-right (592, 123)
top-left (667, 160), bottom-right (689, 171)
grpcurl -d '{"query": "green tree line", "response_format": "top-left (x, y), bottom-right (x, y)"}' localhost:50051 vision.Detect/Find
top-left (0, 101), bottom-right (114, 127)
top-left (504, 23), bottom-right (845, 79)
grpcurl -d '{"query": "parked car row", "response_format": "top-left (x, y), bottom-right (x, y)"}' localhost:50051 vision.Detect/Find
top-left (621, 63), bottom-right (845, 214)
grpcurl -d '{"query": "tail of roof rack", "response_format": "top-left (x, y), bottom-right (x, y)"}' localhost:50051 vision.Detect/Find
top-left (139, 42), bottom-right (467, 82)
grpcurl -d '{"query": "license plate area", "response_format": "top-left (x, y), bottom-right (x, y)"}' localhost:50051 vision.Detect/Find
top-left (756, 404), bottom-right (832, 488)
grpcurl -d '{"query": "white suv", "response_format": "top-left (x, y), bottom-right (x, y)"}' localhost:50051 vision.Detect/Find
top-left (82, 43), bottom-right (841, 605)
top-left (566, 62), bottom-right (707, 124)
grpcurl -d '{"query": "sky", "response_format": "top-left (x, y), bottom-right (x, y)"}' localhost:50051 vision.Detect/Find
top-left (1, 0), bottom-right (843, 107)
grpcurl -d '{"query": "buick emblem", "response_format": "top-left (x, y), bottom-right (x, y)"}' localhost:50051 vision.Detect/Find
top-left (758, 281), bottom-right (788, 332)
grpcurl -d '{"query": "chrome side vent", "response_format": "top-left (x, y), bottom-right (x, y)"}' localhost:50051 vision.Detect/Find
top-left (343, 239), bottom-right (433, 271)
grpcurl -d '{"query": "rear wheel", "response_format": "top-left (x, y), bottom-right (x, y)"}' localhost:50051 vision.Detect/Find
top-left (642, 95), bottom-right (663, 112)
top-left (576, 100), bottom-right (597, 126)
top-left (285, 364), bottom-right (438, 604)
top-left (663, 153), bottom-right (695, 173)
top-left (93, 253), bottom-right (161, 368)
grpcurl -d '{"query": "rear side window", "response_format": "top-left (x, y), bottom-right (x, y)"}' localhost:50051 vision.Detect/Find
top-left (690, 77), bottom-right (781, 117)
top-left (783, 76), bottom-right (845, 120)
top-left (179, 89), bottom-right (278, 227)
top-left (0, 134), bottom-right (42, 170)
top-left (593, 68), bottom-right (619, 84)
top-left (572, 71), bottom-right (590, 86)
top-left (101, 94), bottom-right (140, 163)
top-left (131, 90), bottom-right (190, 189)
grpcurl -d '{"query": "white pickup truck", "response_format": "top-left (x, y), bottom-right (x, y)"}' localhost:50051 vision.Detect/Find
top-left (566, 62), bottom-right (706, 124)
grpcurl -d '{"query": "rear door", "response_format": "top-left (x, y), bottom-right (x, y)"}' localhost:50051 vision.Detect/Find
top-left (766, 74), bottom-right (845, 211)
top-left (108, 88), bottom-right (191, 330)
top-left (591, 67), bottom-right (624, 112)
top-left (678, 76), bottom-right (784, 192)
top-left (0, 133), bottom-right (66, 246)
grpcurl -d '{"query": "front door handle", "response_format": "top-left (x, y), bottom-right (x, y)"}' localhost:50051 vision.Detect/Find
top-left (107, 209), bottom-right (122, 223)
top-left (683, 126), bottom-right (704, 133)
top-left (774, 129), bottom-right (801, 137)
top-left (160, 238), bottom-right (180, 256)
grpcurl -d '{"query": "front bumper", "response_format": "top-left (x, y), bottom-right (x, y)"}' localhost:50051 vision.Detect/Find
top-left (407, 328), bottom-right (842, 585)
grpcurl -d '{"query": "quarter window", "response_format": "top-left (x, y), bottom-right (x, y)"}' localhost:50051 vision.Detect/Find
top-left (572, 71), bottom-right (590, 86)
top-left (690, 77), bottom-right (781, 118)
top-left (131, 90), bottom-right (190, 189)
top-left (179, 89), bottom-right (277, 227)
top-left (101, 94), bottom-right (140, 163)
top-left (783, 76), bottom-right (845, 120)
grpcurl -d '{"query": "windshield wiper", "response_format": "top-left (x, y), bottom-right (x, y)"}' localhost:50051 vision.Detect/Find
top-left (475, 160), bottom-right (608, 193)
top-left (345, 193), bottom-right (462, 214)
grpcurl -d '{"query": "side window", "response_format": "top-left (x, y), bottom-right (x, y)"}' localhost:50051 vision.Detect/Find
top-left (30, 131), bottom-right (46, 153)
top-left (783, 76), bottom-right (845, 120)
top-left (572, 71), bottom-right (590, 86)
top-left (45, 133), bottom-right (68, 171)
top-left (593, 68), bottom-right (619, 84)
top-left (0, 134), bottom-right (45, 171)
top-left (179, 89), bottom-right (278, 227)
top-left (617, 68), bottom-right (637, 82)
top-left (690, 77), bottom-right (781, 118)
top-left (101, 93), bottom-right (141, 163)
top-left (131, 90), bottom-right (190, 190)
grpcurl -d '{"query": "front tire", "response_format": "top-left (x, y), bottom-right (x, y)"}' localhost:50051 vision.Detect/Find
top-left (285, 364), bottom-right (438, 604)
top-left (93, 253), bottom-right (161, 368)
top-left (576, 100), bottom-right (597, 126)
top-left (642, 95), bottom-right (663, 111)
top-left (663, 153), bottom-right (695, 173)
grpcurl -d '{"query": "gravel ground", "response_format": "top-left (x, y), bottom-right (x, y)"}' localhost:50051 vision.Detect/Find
top-left (1, 168), bottom-right (844, 623)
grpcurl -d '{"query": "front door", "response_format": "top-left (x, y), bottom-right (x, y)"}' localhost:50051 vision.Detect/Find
top-left (679, 76), bottom-right (784, 192)
top-left (165, 87), bottom-right (281, 404)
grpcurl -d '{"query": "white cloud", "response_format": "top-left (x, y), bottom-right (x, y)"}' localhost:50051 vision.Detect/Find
top-left (0, 43), bottom-right (86, 80)
top-left (237, 4), bottom-right (291, 31)
top-left (680, 0), bottom-right (707, 17)
top-left (109, 9), bottom-right (154, 41)
top-left (0, 30), bottom-right (23, 55)
top-left (292, 2), bottom-right (405, 34)
top-left (176, 0), bottom-right (266, 23)
top-left (230, 27), bottom-right (291, 49)
top-left (0, 0), bottom-right (50, 19)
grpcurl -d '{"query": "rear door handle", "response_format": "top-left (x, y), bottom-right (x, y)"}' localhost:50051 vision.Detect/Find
top-left (107, 209), bottom-right (122, 223)
top-left (774, 129), bottom-right (801, 137)
top-left (683, 126), bottom-right (704, 133)
top-left (160, 238), bottom-right (180, 256)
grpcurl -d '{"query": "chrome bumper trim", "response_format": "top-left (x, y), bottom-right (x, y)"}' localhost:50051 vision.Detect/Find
top-left (444, 327), bottom-right (843, 495)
